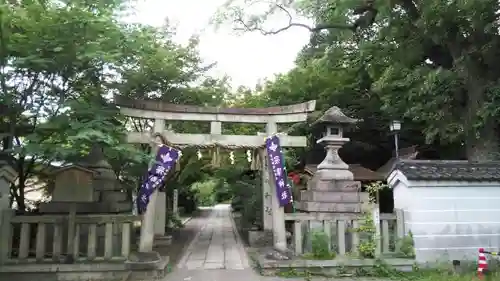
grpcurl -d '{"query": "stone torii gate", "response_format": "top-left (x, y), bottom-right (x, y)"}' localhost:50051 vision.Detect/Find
top-left (115, 96), bottom-right (316, 253)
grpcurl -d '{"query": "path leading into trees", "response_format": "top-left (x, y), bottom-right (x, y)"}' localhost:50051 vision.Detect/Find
top-left (164, 204), bottom-right (256, 281)
top-left (176, 204), bottom-right (250, 270)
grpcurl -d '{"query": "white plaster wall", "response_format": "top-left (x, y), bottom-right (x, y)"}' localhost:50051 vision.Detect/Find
top-left (392, 180), bottom-right (411, 210)
top-left (402, 181), bottom-right (500, 263)
top-left (390, 173), bottom-right (414, 237)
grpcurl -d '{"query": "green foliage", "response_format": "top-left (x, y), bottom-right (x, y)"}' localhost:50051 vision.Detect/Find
top-left (353, 209), bottom-right (377, 258)
top-left (398, 231), bottom-right (416, 258)
top-left (365, 181), bottom-right (389, 203)
top-left (0, 0), bottom-right (230, 210)
top-left (167, 213), bottom-right (184, 230)
top-left (218, 0), bottom-right (500, 161)
top-left (271, 258), bottom-right (500, 280)
top-left (231, 176), bottom-right (262, 229)
top-left (190, 179), bottom-right (218, 206)
top-left (309, 231), bottom-right (336, 260)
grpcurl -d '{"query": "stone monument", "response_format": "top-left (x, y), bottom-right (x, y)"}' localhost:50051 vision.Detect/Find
top-left (39, 144), bottom-right (131, 213)
top-left (296, 106), bottom-right (369, 251)
top-left (38, 144), bottom-right (132, 257)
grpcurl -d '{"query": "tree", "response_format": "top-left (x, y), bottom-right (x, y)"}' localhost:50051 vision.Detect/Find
top-left (216, 0), bottom-right (500, 161)
top-left (0, 0), bottom-right (228, 211)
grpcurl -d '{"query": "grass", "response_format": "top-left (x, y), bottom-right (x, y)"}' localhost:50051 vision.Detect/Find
top-left (387, 271), bottom-right (498, 281)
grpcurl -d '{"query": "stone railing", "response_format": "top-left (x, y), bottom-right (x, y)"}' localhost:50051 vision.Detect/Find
top-left (0, 210), bottom-right (141, 264)
top-left (284, 209), bottom-right (405, 257)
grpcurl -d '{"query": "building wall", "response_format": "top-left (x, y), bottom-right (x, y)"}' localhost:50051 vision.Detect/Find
top-left (393, 179), bottom-right (500, 263)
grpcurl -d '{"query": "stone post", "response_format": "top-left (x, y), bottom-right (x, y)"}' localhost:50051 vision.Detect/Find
top-left (0, 161), bottom-right (17, 264)
top-left (258, 143), bottom-right (273, 231)
top-left (154, 191), bottom-right (166, 236)
top-left (265, 122), bottom-right (287, 252)
top-left (138, 119), bottom-right (165, 253)
top-left (172, 189), bottom-right (179, 216)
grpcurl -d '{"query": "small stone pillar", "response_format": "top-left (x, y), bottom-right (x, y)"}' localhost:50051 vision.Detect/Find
top-left (297, 107), bottom-right (368, 253)
top-left (0, 160), bottom-right (17, 264)
top-left (154, 192), bottom-right (166, 236)
top-left (172, 189), bottom-right (179, 216)
top-left (257, 132), bottom-right (273, 232)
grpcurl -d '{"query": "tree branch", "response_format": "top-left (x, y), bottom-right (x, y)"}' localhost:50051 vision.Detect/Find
top-left (234, 3), bottom-right (354, 35)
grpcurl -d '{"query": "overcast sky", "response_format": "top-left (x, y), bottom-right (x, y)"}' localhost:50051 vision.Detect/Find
top-left (126, 0), bottom-right (311, 89)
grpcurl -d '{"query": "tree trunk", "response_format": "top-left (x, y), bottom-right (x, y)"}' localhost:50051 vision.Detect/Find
top-left (15, 174), bottom-right (26, 213)
top-left (466, 121), bottom-right (500, 161)
top-left (464, 71), bottom-right (500, 161)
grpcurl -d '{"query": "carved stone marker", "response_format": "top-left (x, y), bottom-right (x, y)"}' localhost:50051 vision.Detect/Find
top-left (172, 189), bottom-right (178, 216)
top-left (51, 166), bottom-right (96, 202)
top-left (39, 144), bottom-right (131, 213)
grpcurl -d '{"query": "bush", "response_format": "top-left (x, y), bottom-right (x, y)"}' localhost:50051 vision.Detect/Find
top-left (190, 179), bottom-right (218, 206)
top-left (230, 173), bottom-right (262, 229)
top-left (310, 231), bottom-right (336, 259)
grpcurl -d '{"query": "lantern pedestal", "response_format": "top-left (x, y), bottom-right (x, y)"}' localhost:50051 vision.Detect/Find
top-left (297, 135), bottom-right (367, 213)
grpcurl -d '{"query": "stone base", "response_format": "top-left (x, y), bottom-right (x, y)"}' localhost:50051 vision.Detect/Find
top-left (248, 230), bottom-right (273, 247)
top-left (154, 235), bottom-right (172, 246)
top-left (127, 254), bottom-right (169, 281)
top-left (256, 255), bottom-right (415, 277)
top-left (295, 201), bottom-right (366, 213)
top-left (314, 169), bottom-right (354, 181)
top-left (0, 257), bottom-right (170, 281)
top-left (125, 251), bottom-right (162, 271)
top-left (300, 190), bottom-right (369, 203)
top-left (298, 176), bottom-right (368, 213)
top-left (306, 178), bottom-right (361, 192)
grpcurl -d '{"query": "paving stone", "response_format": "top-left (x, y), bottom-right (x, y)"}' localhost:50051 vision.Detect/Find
top-left (203, 262), bottom-right (225, 269)
top-left (185, 260), bottom-right (204, 270)
top-left (176, 204), bottom-right (249, 271)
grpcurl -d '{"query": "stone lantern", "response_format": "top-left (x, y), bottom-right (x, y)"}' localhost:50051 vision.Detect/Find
top-left (296, 106), bottom-right (368, 213)
top-left (313, 106), bottom-right (359, 181)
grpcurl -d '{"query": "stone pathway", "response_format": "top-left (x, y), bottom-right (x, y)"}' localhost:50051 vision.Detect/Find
top-left (176, 204), bottom-right (249, 270)
top-left (164, 204), bottom-right (256, 281)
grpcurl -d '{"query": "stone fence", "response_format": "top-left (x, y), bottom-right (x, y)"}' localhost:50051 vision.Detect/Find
top-left (0, 210), bottom-right (140, 264)
top-left (285, 208), bottom-right (405, 257)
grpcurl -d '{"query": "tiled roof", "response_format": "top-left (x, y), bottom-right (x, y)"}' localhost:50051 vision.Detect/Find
top-left (392, 160), bottom-right (500, 181)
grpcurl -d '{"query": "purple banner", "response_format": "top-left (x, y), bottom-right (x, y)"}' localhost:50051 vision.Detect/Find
top-left (137, 145), bottom-right (180, 213)
top-left (265, 135), bottom-right (292, 207)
